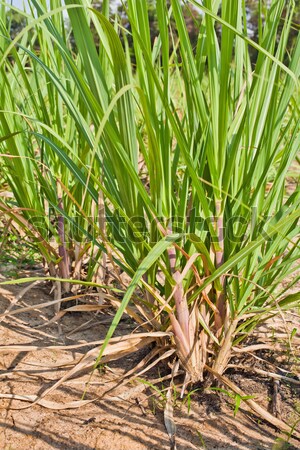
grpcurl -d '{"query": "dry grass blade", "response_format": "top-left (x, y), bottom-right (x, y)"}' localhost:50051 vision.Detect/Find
top-left (0, 393), bottom-right (94, 410)
top-left (0, 292), bottom-right (113, 319)
top-left (98, 347), bottom-right (177, 401)
top-left (0, 331), bottom-right (171, 353)
top-left (0, 280), bottom-right (42, 324)
top-left (1, 332), bottom-right (171, 410)
top-left (232, 344), bottom-right (284, 353)
top-left (40, 336), bottom-right (164, 397)
top-left (135, 348), bottom-right (176, 379)
top-left (38, 303), bottom-right (110, 327)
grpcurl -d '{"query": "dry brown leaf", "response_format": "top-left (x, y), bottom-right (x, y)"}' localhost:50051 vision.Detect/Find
top-left (0, 393), bottom-right (94, 409)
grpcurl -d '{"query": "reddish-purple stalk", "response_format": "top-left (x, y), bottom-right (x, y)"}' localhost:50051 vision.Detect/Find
top-left (57, 197), bottom-right (70, 293)
top-left (166, 224), bottom-right (192, 369)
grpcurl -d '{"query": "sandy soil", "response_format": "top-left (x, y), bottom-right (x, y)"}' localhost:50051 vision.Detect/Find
top-left (0, 274), bottom-right (299, 450)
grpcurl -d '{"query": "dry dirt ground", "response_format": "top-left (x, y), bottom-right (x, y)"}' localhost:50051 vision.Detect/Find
top-left (0, 273), bottom-right (299, 450)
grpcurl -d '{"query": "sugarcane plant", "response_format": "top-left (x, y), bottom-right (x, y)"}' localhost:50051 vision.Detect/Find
top-left (0, 0), bottom-right (299, 434)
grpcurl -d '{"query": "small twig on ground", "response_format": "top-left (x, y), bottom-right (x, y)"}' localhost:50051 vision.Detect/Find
top-left (272, 379), bottom-right (281, 419)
